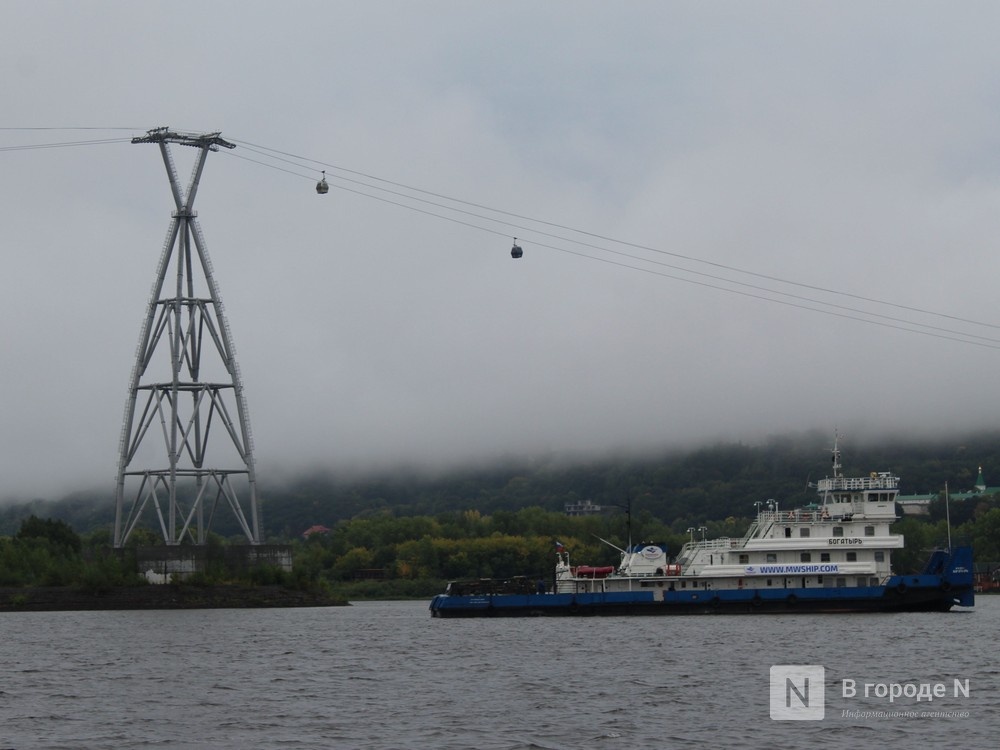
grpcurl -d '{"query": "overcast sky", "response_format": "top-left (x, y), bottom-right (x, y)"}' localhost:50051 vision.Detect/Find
top-left (3, 2), bottom-right (1000, 500)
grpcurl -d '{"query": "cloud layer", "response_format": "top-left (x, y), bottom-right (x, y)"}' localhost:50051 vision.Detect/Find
top-left (3, 2), bottom-right (1000, 499)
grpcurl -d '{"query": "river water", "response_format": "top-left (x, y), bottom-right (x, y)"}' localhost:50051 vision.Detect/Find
top-left (0, 597), bottom-right (996, 749)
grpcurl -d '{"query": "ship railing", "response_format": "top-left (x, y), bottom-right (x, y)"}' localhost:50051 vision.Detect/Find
top-left (756, 509), bottom-right (828, 524)
top-left (682, 537), bottom-right (742, 553)
top-left (816, 474), bottom-right (899, 491)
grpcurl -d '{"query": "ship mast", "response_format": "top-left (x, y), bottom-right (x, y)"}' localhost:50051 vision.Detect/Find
top-left (945, 481), bottom-right (953, 552)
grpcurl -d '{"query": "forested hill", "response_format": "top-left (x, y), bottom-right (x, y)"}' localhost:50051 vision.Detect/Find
top-left (3, 430), bottom-right (1000, 538)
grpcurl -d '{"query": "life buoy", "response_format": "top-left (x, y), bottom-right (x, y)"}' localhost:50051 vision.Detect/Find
top-left (787, 593), bottom-right (798, 605)
top-left (751, 594), bottom-right (762, 608)
top-left (711, 596), bottom-right (721, 609)
top-left (896, 583), bottom-right (907, 595)
top-left (940, 580), bottom-right (952, 592)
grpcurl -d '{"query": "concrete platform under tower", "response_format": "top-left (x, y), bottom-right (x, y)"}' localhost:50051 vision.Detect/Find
top-left (134, 545), bottom-right (292, 583)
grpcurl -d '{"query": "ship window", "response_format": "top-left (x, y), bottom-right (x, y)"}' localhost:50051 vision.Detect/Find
top-left (865, 526), bottom-right (875, 537)
top-left (846, 552), bottom-right (857, 562)
top-left (680, 580), bottom-right (686, 589)
top-left (821, 553), bottom-right (831, 562)
top-left (870, 577), bottom-right (880, 586)
top-left (833, 526), bottom-right (844, 537)
top-left (836, 577), bottom-right (847, 588)
top-left (785, 527), bottom-right (792, 538)
top-left (739, 554), bottom-right (749, 564)
top-left (766, 579), bottom-right (773, 587)
top-left (817, 576), bottom-right (824, 584)
top-left (874, 551), bottom-right (885, 563)
top-left (800, 552), bottom-right (812, 562)
top-left (799, 528), bottom-right (810, 537)
top-left (857, 577), bottom-right (868, 587)
top-left (766, 553), bottom-right (777, 563)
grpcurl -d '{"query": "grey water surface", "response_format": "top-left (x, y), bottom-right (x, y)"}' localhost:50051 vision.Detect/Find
top-left (1, 597), bottom-right (996, 749)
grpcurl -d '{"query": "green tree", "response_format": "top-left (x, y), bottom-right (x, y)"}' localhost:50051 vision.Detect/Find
top-left (331, 546), bottom-right (375, 580)
top-left (15, 515), bottom-right (81, 554)
top-left (971, 508), bottom-right (1000, 561)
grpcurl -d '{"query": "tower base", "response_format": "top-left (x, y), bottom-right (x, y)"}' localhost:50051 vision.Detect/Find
top-left (134, 545), bottom-right (292, 584)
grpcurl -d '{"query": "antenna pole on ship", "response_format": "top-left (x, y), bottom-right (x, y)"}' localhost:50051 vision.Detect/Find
top-left (831, 430), bottom-right (843, 479)
top-left (626, 493), bottom-right (633, 553)
top-left (945, 481), bottom-right (953, 553)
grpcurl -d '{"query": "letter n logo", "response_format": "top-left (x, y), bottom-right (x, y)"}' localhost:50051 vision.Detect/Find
top-left (770, 665), bottom-right (825, 720)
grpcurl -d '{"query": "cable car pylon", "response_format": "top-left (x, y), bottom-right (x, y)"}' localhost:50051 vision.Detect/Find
top-left (113, 127), bottom-right (261, 548)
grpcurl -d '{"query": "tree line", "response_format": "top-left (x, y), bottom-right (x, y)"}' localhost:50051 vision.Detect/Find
top-left (1, 430), bottom-right (999, 595)
top-left (2, 498), bottom-right (997, 598)
top-left (0, 516), bottom-right (142, 591)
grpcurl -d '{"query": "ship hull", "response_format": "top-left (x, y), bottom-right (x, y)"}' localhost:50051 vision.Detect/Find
top-left (430, 578), bottom-right (973, 618)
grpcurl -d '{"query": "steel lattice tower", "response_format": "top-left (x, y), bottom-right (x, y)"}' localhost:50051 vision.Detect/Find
top-left (113, 128), bottom-right (260, 548)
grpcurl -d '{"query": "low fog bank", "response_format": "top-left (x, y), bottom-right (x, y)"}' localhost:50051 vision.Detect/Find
top-left (4, 425), bottom-right (998, 510)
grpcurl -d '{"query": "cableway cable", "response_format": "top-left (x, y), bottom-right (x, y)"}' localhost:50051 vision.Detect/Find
top-left (223, 146), bottom-right (1000, 348)
top-left (4, 129), bottom-right (1000, 349)
top-left (0, 137), bottom-right (131, 152)
top-left (231, 138), bottom-right (1000, 333)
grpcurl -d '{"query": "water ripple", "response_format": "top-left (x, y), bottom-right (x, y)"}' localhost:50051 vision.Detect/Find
top-left (0, 600), bottom-right (996, 748)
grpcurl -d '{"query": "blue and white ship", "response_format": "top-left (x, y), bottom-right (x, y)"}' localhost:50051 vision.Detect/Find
top-left (430, 438), bottom-right (975, 617)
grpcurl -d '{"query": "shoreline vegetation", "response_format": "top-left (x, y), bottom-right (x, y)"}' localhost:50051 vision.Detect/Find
top-left (2, 434), bottom-right (1000, 610)
top-left (0, 501), bottom-right (995, 612)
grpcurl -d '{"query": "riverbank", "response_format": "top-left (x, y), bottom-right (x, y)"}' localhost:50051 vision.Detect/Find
top-left (0, 585), bottom-right (348, 612)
